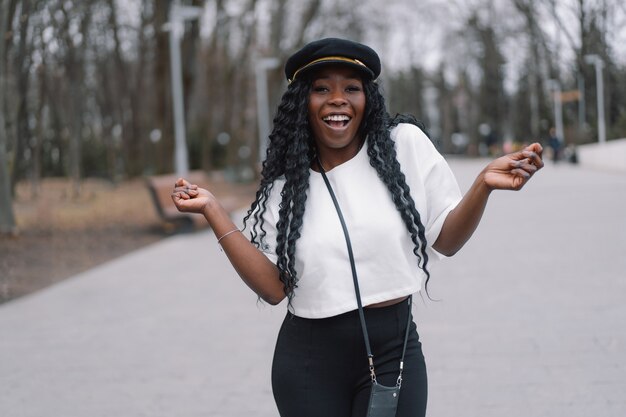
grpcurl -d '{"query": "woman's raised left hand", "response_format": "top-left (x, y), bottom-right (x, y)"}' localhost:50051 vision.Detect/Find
top-left (482, 143), bottom-right (544, 191)
top-left (434, 142), bottom-right (544, 256)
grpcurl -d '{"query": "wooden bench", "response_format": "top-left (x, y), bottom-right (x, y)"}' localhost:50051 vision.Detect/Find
top-left (145, 171), bottom-right (241, 234)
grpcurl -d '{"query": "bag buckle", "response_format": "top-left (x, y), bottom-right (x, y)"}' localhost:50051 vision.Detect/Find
top-left (368, 356), bottom-right (377, 383)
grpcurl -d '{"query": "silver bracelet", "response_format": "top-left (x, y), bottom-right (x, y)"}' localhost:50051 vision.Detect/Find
top-left (217, 228), bottom-right (240, 246)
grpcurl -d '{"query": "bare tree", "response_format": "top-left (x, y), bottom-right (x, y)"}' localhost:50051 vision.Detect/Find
top-left (47, 0), bottom-right (93, 197)
top-left (31, 59), bottom-right (45, 197)
top-left (108, 0), bottom-right (141, 176)
top-left (513, 0), bottom-right (545, 139)
top-left (0, 0), bottom-right (17, 234)
top-left (9, 0), bottom-right (35, 193)
top-left (1, 0), bottom-right (622, 197)
top-left (540, 0), bottom-right (624, 141)
top-left (434, 66), bottom-right (455, 153)
top-left (151, 0), bottom-right (178, 173)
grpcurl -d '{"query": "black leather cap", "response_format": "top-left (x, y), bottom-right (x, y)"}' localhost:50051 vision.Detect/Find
top-left (285, 38), bottom-right (381, 83)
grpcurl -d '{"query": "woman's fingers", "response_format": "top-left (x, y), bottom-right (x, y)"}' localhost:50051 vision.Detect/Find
top-left (521, 151), bottom-right (544, 169)
top-left (510, 167), bottom-right (530, 179)
top-left (484, 143), bottom-right (544, 191)
top-left (171, 179), bottom-right (207, 212)
top-left (511, 158), bottom-right (538, 174)
top-left (172, 191), bottom-right (190, 200)
top-left (527, 142), bottom-right (544, 155)
top-left (174, 184), bottom-right (197, 191)
top-left (175, 177), bottom-right (191, 188)
top-left (521, 143), bottom-right (544, 168)
top-left (173, 178), bottom-right (199, 199)
top-left (171, 179), bottom-right (213, 214)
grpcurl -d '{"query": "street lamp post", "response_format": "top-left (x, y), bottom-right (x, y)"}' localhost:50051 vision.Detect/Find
top-left (164, 3), bottom-right (203, 177)
top-left (255, 57), bottom-right (280, 162)
top-left (584, 54), bottom-right (606, 144)
top-left (547, 79), bottom-right (564, 145)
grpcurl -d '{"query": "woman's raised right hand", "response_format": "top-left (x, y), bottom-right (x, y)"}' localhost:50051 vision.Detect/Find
top-left (171, 177), bottom-right (215, 215)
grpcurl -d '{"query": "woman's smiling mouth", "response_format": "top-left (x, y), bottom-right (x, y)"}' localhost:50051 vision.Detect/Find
top-left (322, 114), bottom-right (351, 128)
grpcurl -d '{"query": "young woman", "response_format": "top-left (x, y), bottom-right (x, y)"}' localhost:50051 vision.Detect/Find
top-left (172, 38), bottom-right (543, 417)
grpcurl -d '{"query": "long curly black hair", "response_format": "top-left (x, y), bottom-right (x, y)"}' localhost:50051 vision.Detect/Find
top-left (243, 74), bottom-right (431, 305)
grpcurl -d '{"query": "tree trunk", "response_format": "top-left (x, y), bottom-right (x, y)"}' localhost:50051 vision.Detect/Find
top-left (108, 0), bottom-right (147, 177)
top-left (0, 0), bottom-right (17, 234)
top-left (204, 0), bottom-right (227, 171)
top-left (0, 111), bottom-right (15, 234)
top-left (513, 0), bottom-right (541, 139)
top-left (11, 0), bottom-right (33, 194)
top-left (154, 0), bottom-right (174, 174)
top-left (435, 68), bottom-right (453, 153)
top-left (58, 2), bottom-right (89, 197)
top-left (133, 0), bottom-right (151, 176)
top-left (32, 64), bottom-right (45, 198)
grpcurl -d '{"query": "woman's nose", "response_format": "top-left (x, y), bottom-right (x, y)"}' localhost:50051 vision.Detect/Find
top-left (328, 90), bottom-right (347, 105)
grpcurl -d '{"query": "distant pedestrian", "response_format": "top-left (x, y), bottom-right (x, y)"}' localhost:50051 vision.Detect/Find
top-left (548, 127), bottom-right (561, 162)
top-left (172, 38), bottom-right (543, 417)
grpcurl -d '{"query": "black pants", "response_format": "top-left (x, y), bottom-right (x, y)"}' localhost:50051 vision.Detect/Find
top-left (272, 298), bottom-right (427, 417)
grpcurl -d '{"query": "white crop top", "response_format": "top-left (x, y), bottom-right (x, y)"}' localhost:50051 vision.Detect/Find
top-left (249, 123), bottom-right (462, 319)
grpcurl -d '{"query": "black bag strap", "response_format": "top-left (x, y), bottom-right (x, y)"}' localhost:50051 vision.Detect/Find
top-left (319, 164), bottom-right (412, 387)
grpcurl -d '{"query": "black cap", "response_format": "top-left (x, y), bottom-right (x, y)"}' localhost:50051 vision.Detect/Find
top-left (285, 38), bottom-right (381, 83)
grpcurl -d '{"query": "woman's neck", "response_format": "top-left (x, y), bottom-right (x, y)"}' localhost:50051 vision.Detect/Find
top-left (315, 138), bottom-right (365, 172)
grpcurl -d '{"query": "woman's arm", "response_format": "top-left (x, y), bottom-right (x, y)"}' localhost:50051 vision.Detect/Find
top-left (432, 143), bottom-right (544, 257)
top-left (172, 178), bottom-right (285, 305)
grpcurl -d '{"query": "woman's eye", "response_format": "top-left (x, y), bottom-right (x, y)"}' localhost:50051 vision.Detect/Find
top-left (346, 85), bottom-right (362, 92)
top-left (313, 86), bottom-right (329, 92)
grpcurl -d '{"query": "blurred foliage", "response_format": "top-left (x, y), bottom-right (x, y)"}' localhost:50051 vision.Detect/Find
top-left (1, 0), bottom-right (625, 204)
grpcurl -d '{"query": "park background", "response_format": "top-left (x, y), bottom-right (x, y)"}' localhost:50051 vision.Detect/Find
top-left (1, 0), bottom-right (626, 316)
top-left (1, 1), bottom-right (626, 417)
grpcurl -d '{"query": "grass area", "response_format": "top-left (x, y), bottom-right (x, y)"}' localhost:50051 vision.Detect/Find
top-left (0, 176), bottom-right (257, 304)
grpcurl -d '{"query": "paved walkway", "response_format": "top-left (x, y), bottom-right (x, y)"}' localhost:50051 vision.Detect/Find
top-left (1, 159), bottom-right (625, 417)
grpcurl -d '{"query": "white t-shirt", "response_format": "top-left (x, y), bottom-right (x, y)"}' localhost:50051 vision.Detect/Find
top-left (251, 123), bottom-right (462, 319)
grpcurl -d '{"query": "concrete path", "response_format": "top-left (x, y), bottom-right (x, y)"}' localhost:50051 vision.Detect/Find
top-left (423, 160), bottom-right (626, 417)
top-left (1, 159), bottom-right (625, 417)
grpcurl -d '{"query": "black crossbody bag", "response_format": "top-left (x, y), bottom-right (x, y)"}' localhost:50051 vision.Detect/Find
top-left (319, 166), bottom-right (413, 417)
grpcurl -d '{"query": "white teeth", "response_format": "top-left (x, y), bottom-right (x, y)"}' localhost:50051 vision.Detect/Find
top-left (323, 115), bottom-right (350, 122)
